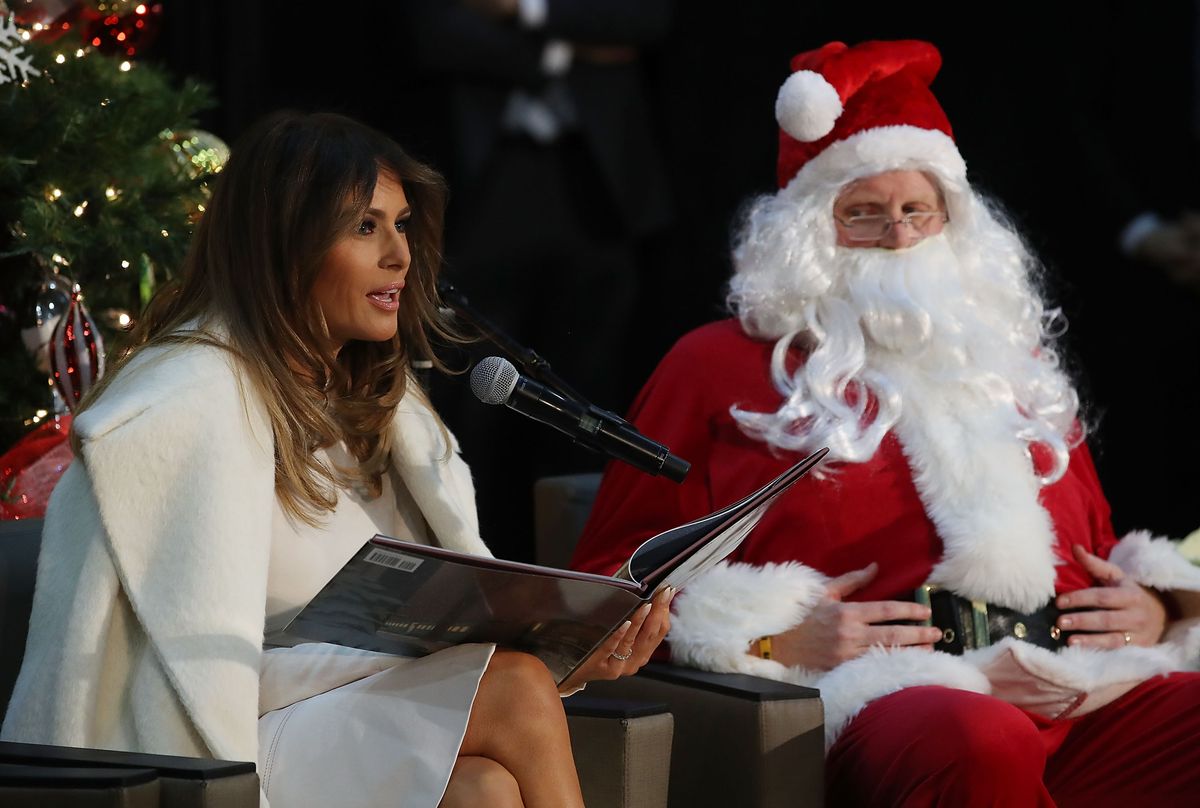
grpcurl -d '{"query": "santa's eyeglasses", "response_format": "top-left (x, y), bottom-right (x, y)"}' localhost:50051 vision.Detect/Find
top-left (834, 211), bottom-right (949, 241)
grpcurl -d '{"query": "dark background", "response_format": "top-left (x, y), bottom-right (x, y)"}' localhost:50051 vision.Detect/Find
top-left (145, 1), bottom-right (1200, 560)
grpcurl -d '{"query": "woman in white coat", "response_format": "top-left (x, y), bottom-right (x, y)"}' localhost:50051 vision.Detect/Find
top-left (0, 111), bottom-right (672, 807)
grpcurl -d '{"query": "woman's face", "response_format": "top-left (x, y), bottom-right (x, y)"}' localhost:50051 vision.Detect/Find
top-left (312, 172), bottom-right (411, 354)
top-left (833, 170), bottom-right (946, 249)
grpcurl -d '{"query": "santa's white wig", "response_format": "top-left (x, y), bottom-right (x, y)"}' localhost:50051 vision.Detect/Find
top-left (727, 131), bottom-right (1081, 484)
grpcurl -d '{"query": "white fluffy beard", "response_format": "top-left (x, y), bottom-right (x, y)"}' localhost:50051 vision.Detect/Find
top-left (841, 235), bottom-right (1023, 382)
top-left (731, 221), bottom-right (1079, 482)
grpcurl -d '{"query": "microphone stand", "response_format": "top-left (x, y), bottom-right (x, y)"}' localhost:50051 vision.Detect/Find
top-left (436, 276), bottom-right (590, 406)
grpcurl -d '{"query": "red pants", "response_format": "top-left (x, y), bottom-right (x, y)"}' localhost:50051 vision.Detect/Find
top-left (826, 673), bottom-right (1200, 807)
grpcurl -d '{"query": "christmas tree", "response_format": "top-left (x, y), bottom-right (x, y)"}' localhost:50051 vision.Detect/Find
top-left (0, 0), bottom-right (219, 450)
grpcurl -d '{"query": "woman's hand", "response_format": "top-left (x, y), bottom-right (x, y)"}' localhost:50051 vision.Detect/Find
top-left (759, 563), bottom-right (943, 671)
top-left (1056, 544), bottom-right (1168, 648)
top-left (557, 586), bottom-right (674, 694)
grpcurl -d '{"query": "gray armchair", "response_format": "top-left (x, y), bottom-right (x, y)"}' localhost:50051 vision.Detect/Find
top-left (0, 740), bottom-right (259, 808)
top-left (535, 473), bottom-right (825, 808)
top-left (0, 518), bottom-right (260, 807)
top-left (562, 695), bottom-right (672, 808)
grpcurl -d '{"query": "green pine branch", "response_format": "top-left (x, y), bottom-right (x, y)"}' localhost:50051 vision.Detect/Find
top-left (0, 32), bottom-right (216, 449)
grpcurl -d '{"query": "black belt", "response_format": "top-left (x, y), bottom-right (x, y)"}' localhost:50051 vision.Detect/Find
top-left (915, 584), bottom-right (1072, 655)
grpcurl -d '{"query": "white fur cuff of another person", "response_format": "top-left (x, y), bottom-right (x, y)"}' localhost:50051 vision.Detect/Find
top-left (1109, 530), bottom-right (1200, 593)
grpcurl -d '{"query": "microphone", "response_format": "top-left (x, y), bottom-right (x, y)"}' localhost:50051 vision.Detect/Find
top-left (470, 356), bottom-right (690, 483)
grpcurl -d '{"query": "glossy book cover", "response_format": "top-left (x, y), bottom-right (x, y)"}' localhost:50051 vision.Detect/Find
top-left (277, 447), bottom-right (828, 684)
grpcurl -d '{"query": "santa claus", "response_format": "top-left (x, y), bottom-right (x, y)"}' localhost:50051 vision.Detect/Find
top-left (572, 40), bottom-right (1200, 805)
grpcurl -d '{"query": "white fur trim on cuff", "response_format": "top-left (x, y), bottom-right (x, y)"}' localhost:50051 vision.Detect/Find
top-left (1110, 530), bottom-right (1200, 592)
top-left (1169, 621), bottom-right (1200, 668)
top-left (968, 636), bottom-right (1188, 719)
top-left (817, 647), bottom-right (990, 749)
top-left (668, 561), bottom-right (826, 677)
top-left (776, 70), bottom-right (843, 142)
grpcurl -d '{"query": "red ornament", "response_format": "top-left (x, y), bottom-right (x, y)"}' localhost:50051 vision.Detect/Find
top-left (0, 415), bottom-right (73, 520)
top-left (49, 289), bottom-right (105, 412)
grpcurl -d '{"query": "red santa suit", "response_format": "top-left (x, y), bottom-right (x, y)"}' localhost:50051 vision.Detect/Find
top-left (571, 320), bottom-right (1200, 806)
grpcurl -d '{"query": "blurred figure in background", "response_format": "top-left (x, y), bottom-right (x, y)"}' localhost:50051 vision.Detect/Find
top-left (406, 0), bottom-right (674, 559)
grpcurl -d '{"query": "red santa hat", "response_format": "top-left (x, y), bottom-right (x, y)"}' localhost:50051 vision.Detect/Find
top-left (774, 40), bottom-right (967, 193)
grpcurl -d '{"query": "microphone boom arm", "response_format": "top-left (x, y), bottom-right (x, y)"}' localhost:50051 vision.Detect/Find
top-left (437, 276), bottom-right (592, 407)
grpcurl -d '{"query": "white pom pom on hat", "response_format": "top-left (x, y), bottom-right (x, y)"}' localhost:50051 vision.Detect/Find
top-left (775, 70), bottom-right (843, 143)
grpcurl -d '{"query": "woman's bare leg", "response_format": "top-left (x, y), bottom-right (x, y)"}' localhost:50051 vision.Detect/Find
top-left (454, 650), bottom-right (584, 808)
top-left (441, 756), bottom-right (524, 808)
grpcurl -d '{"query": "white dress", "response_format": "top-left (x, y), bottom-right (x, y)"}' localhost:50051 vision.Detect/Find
top-left (256, 445), bottom-right (494, 808)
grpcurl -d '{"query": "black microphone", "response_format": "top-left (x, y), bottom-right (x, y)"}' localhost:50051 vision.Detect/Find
top-left (470, 356), bottom-right (690, 483)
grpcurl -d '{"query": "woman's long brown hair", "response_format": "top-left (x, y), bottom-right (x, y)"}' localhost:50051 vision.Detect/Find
top-left (77, 111), bottom-right (458, 524)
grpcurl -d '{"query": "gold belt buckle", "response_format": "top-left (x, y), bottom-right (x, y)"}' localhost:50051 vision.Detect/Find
top-left (916, 583), bottom-right (991, 650)
top-left (970, 599), bottom-right (990, 650)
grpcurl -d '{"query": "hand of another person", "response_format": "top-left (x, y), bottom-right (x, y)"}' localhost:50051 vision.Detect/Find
top-left (761, 562), bottom-right (942, 671)
top-left (574, 45), bottom-right (638, 64)
top-left (462, 0), bottom-right (519, 19)
top-left (1134, 214), bottom-right (1200, 289)
top-left (557, 586), bottom-right (674, 694)
top-left (1055, 544), bottom-right (1168, 648)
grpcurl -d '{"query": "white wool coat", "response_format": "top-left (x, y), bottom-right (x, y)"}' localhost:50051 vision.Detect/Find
top-left (0, 340), bottom-right (491, 771)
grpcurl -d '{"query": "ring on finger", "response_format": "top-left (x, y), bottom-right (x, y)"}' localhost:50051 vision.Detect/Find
top-left (610, 648), bottom-right (633, 661)
top-left (1122, 631), bottom-right (1132, 646)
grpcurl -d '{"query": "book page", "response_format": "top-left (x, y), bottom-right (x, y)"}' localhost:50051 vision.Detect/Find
top-left (620, 447), bottom-right (828, 591)
top-left (655, 500), bottom-right (770, 591)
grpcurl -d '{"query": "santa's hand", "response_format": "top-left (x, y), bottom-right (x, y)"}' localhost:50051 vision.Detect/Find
top-left (761, 563), bottom-right (943, 670)
top-left (1054, 544), bottom-right (1167, 649)
top-left (558, 586), bottom-right (674, 693)
top-left (1135, 215), bottom-right (1200, 290)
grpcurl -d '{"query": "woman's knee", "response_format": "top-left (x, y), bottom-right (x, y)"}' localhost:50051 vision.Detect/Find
top-left (441, 756), bottom-right (523, 808)
top-left (482, 651), bottom-right (561, 705)
top-left (474, 650), bottom-right (565, 729)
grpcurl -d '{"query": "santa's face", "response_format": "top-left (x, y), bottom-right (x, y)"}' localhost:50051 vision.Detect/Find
top-left (729, 166), bottom-right (1079, 479)
top-left (833, 170), bottom-right (946, 249)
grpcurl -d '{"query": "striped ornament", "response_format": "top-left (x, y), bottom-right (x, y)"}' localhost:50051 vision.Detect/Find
top-left (49, 291), bottom-right (105, 412)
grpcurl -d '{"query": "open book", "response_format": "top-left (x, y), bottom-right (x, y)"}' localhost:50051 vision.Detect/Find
top-left (276, 447), bottom-right (828, 684)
